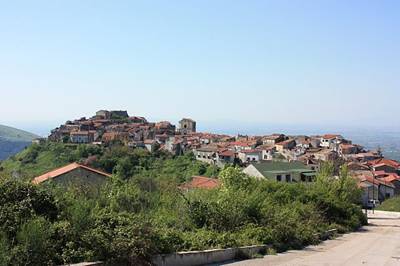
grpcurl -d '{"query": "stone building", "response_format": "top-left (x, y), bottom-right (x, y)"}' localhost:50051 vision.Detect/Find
top-left (32, 162), bottom-right (111, 187)
top-left (179, 118), bottom-right (196, 135)
top-left (96, 110), bottom-right (111, 119)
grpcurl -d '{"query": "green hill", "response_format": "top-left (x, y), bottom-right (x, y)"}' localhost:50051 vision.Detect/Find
top-left (0, 125), bottom-right (40, 161)
top-left (0, 124), bottom-right (39, 142)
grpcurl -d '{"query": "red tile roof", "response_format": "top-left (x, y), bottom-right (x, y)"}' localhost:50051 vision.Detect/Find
top-left (218, 150), bottom-right (235, 157)
top-left (32, 162), bottom-right (111, 184)
top-left (358, 175), bottom-right (395, 188)
top-left (180, 176), bottom-right (220, 190)
top-left (322, 134), bottom-right (341, 140)
top-left (378, 174), bottom-right (400, 183)
top-left (368, 158), bottom-right (400, 169)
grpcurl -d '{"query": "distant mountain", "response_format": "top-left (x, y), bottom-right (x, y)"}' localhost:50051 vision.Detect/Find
top-left (0, 125), bottom-right (40, 160)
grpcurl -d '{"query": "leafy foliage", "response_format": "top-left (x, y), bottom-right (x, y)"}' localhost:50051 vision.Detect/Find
top-left (0, 145), bottom-right (367, 265)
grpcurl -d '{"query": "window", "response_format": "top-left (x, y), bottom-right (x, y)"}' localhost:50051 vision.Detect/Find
top-left (285, 174), bottom-right (291, 182)
top-left (301, 176), bottom-right (306, 182)
top-left (276, 175), bottom-right (282, 182)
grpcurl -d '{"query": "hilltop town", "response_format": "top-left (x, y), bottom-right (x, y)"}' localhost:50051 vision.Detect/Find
top-left (43, 110), bottom-right (400, 206)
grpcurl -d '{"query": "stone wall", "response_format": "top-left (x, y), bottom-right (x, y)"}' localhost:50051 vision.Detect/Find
top-left (151, 245), bottom-right (267, 266)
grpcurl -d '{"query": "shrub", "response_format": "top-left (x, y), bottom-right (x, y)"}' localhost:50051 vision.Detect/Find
top-left (10, 217), bottom-right (55, 265)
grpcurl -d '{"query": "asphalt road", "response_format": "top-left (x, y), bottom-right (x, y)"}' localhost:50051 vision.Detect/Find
top-left (222, 210), bottom-right (400, 266)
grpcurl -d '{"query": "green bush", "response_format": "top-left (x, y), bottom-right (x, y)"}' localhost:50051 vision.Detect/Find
top-left (10, 217), bottom-right (55, 265)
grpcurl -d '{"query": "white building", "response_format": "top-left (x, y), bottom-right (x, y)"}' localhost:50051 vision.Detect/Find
top-left (238, 149), bottom-right (262, 163)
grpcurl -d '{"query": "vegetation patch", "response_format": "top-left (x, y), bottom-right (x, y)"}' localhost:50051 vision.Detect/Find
top-left (377, 196), bottom-right (400, 212)
top-left (0, 143), bottom-right (367, 265)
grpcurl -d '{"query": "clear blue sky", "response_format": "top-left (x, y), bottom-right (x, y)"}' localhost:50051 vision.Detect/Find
top-left (1, 0), bottom-right (399, 134)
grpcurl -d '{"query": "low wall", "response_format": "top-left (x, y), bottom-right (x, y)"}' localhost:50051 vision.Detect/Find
top-left (63, 262), bottom-right (103, 266)
top-left (151, 245), bottom-right (267, 266)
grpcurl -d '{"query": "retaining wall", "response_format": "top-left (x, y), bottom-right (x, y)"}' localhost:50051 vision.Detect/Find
top-left (151, 245), bottom-right (267, 266)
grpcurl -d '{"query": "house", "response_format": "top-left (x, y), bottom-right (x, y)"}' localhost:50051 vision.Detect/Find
top-left (179, 118), bottom-right (196, 135)
top-left (377, 174), bottom-right (400, 195)
top-left (257, 144), bottom-right (275, 160)
top-left (144, 139), bottom-right (159, 152)
top-left (367, 158), bottom-right (400, 174)
top-left (358, 181), bottom-right (379, 207)
top-left (309, 136), bottom-right (321, 148)
top-left (262, 134), bottom-right (285, 145)
top-left (165, 137), bottom-right (183, 155)
top-left (275, 139), bottom-right (296, 152)
top-left (155, 134), bottom-right (169, 144)
top-left (70, 131), bottom-right (90, 143)
top-left (95, 110), bottom-right (111, 119)
top-left (373, 163), bottom-right (398, 174)
top-left (353, 171), bottom-right (396, 202)
top-left (313, 149), bottom-right (338, 161)
top-left (32, 162), bottom-right (111, 187)
top-left (194, 146), bottom-right (218, 164)
top-left (216, 149), bottom-right (236, 165)
top-left (243, 161), bottom-right (316, 182)
top-left (347, 162), bottom-right (370, 171)
top-left (155, 121), bottom-right (176, 135)
top-left (347, 152), bottom-right (381, 162)
top-left (102, 132), bottom-right (129, 143)
top-left (230, 141), bottom-right (257, 152)
top-left (180, 176), bottom-right (220, 191)
top-left (127, 140), bottom-right (145, 148)
top-left (339, 143), bottom-right (360, 155)
top-left (129, 116), bottom-right (147, 124)
top-left (238, 149), bottom-right (262, 163)
top-left (320, 134), bottom-right (343, 149)
top-left (295, 137), bottom-right (311, 150)
top-left (297, 156), bottom-right (320, 171)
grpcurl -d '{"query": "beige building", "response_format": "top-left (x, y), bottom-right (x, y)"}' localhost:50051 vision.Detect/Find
top-left (179, 118), bottom-right (196, 135)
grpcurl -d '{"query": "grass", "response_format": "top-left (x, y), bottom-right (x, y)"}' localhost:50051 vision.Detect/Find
top-left (0, 144), bottom-right (76, 181)
top-left (377, 196), bottom-right (400, 212)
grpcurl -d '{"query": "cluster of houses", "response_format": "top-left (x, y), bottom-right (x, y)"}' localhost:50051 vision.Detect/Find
top-left (349, 159), bottom-right (400, 205)
top-left (37, 110), bottom-right (400, 207)
top-left (192, 133), bottom-right (379, 167)
top-left (48, 110), bottom-right (204, 154)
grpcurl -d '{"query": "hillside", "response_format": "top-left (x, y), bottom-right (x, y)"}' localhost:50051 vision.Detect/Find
top-left (0, 125), bottom-right (39, 160)
top-left (0, 142), bottom-right (219, 181)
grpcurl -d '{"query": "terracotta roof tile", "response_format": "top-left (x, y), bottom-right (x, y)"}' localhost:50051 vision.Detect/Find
top-left (32, 163), bottom-right (111, 184)
top-left (180, 176), bottom-right (220, 190)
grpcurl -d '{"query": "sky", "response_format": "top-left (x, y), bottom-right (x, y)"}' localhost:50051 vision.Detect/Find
top-left (0, 0), bottom-right (399, 135)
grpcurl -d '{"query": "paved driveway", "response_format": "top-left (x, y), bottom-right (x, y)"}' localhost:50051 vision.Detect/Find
top-left (221, 210), bottom-right (400, 266)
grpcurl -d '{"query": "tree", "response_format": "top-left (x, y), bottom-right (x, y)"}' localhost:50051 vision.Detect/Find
top-left (219, 166), bottom-right (251, 190)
